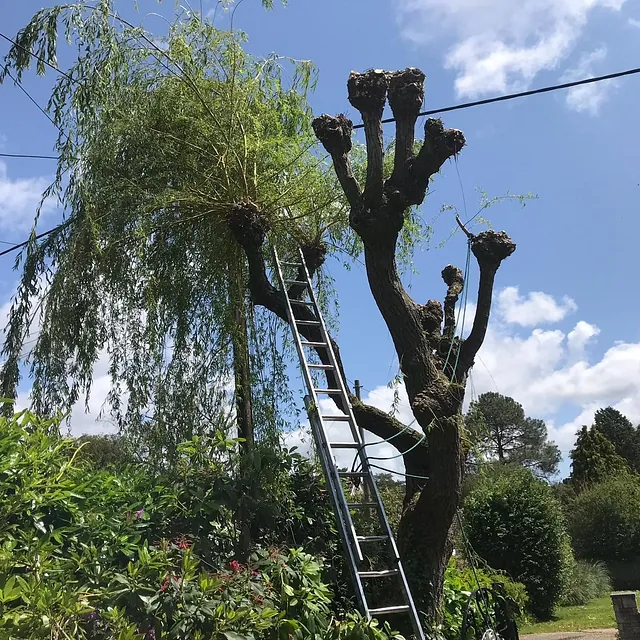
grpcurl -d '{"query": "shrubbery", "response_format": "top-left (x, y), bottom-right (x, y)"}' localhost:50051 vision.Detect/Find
top-left (463, 465), bottom-right (572, 620)
top-left (0, 409), bottom-right (403, 639)
top-left (569, 473), bottom-right (640, 588)
top-left (559, 560), bottom-right (612, 606)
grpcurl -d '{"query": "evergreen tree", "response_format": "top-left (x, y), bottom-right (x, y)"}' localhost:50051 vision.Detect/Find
top-left (466, 392), bottom-right (561, 478)
top-left (593, 407), bottom-right (640, 473)
top-left (569, 425), bottom-right (628, 490)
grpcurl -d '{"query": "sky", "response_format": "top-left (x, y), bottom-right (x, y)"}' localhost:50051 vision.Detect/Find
top-left (1, 0), bottom-right (640, 479)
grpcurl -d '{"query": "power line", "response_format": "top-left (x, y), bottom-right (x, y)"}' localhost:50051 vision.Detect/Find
top-left (0, 31), bottom-right (73, 81)
top-left (0, 152), bottom-right (58, 160)
top-left (0, 222), bottom-right (69, 259)
top-left (352, 65), bottom-right (640, 129)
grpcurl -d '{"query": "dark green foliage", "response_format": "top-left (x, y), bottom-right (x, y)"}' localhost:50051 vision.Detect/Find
top-left (569, 474), bottom-right (640, 572)
top-left (0, 407), bottom-right (409, 638)
top-left (569, 425), bottom-right (628, 490)
top-left (463, 466), bottom-right (572, 620)
top-left (436, 557), bottom-right (528, 640)
top-left (73, 433), bottom-right (136, 469)
top-left (466, 393), bottom-right (561, 478)
top-left (593, 407), bottom-right (640, 473)
top-left (559, 560), bottom-right (612, 606)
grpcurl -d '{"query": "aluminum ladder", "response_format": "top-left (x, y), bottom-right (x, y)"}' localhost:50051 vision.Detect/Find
top-left (273, 246), bottom-right (425, 640)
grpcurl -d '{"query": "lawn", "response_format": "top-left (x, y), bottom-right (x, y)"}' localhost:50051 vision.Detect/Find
top-left (519, 595), bottom-right (619, 634)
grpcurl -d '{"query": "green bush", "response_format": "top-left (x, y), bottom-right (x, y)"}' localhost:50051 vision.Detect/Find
top-left (0, 409), bottom-right (401, 639)
top-left (559, 560), bottom-right (612, 606)
top-left (463, 465), bottom-right (572, 620)
top-left (435, 557), bottom-right (528, 640)
top-left (569, 474), bottom-right (640, 565)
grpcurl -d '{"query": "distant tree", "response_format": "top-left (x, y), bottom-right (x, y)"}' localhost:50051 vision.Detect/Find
top-left (466, 392), bottom-right (561, 478)
top-left (593, 407), bottom-right (640, 473)
top-left (569, 425), bottom-right (628, 490)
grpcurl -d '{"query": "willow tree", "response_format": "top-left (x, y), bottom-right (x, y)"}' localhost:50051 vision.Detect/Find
top-left (0, 1), bottom-right (355, 460)
top-left (227, 69), bottom-right (515, 618)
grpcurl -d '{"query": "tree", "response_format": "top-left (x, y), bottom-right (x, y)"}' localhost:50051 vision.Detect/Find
top-left (593, 407), bottom-right (640, 473)
top-left (569, 425), bottom-right (628, 490)
top-left (466, 392), bottom-right (561, 477)
top-left (463, 466), bottom-right (572, 620)
top-left (228, 69), bottom-right (515, 619)
top-left (0, 1), bottom-right (350, 463)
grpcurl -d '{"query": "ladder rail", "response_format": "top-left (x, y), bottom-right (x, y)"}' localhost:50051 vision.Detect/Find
top-left (272, 246), bottom-right (364, 563)
top-left (273, 246), bottom-right (426, 640)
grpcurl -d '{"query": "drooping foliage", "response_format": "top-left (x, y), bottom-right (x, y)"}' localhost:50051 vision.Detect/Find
top-left (463, 465), bottom-right (572, 620)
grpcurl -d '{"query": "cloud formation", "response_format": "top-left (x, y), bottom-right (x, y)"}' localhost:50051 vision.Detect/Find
top-left (562, 47), bottom-right (615, 114)
top-left (0, 161), bottom-right (53, 231)
top-left (395, 0), bottom-right (626, 99)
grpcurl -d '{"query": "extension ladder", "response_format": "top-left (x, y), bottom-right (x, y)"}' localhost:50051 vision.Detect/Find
top-left (273, 246), bottom-right (425, 640)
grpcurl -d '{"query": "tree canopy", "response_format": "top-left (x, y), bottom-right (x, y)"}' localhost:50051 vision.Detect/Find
top-left (465, 392), bottom-right (561, 478)
top-left (593, 407), bottom-right (640, 473)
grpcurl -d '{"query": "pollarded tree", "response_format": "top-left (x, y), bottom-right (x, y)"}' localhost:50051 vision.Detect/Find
top-left (227, 69), bottom-right (516, 619)
top-left (466, 392), bottom-right (561, 478)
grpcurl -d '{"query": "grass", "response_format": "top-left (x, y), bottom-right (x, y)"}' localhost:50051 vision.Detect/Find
top-left (519, 595), bottom-right (621, 634)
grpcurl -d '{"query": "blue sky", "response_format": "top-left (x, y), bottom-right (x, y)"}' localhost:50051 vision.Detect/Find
top-left (2, 0), bottom-right (640, 478)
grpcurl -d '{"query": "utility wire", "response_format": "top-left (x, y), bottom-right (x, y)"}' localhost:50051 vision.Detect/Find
top-left (0, 31), bottom-right (74, 81)
top-left (353, 65), bottom-right (640, 129)
top-left (0, 152), bottom-right (58, 160)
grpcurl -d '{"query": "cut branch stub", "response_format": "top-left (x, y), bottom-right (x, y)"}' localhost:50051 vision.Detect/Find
top-left (301, 241), bottom-right (328, 273)
top-left (470, 230), bottom-right (516, 268)
top-left (227, 202), bottom-right (270, 249)
top-left (442, 264), bottom-right (464, 340)
top-left (347, 69), bottom-right (389, 116)
top-left (312, 113), bottom-right (353, 156)
top-left (388, 68), bottom-right (425, 120)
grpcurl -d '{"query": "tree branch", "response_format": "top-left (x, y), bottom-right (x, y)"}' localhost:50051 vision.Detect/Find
top-left (387, 68), bottom-right (425, 185)
top-left (312, 114), bottom-right (361, 208)
top-left (227, 203), bottom-right (427, 456)
top-left (404, 118), bottom-right (466, 206)
top-left (460, 230), bottom-right (516, 370)
top-left (347, 70), bottom-right (389, 205)
top-left (441, 265), bottom-right (464, 340)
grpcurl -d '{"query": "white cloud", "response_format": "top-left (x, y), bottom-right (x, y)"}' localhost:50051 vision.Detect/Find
top-left (498, 286), bottom-right (577, 326)
top-left (0, 162), bottom-right (54, 231)
top-left (395, 0), bottom-right (626, 98)
top-left (628, 17), bottom-right (640, 27)
top-left (562, 46), bottom-right (614, 115)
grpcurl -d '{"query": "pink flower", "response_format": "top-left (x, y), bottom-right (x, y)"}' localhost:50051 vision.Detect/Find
top-left (135, 509), bottom-right (145, 520)
top-left (229, 560), bottom-right (241, 572)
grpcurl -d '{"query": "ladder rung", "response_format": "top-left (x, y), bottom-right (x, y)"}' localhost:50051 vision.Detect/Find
top-left (285, 280), bottom-right (307, 286)
top-left (368, 605), bottom-right (410, 615)
top-left (314, 388), bottom-right (341, 394)
top-left (357, 535), bottom-right (389, 542)
top-left (338, 471), bottom-right (368, 478)
top-left (321, 414), bottom-right (350, 421)
top-left (281, 261), bottom-right (302, 267)
top-left (290, 299), bottom-right (314, 305)
top-left (308, 363), bottom-right (334, 369)
top-left (347, 502), bottom-right (377, 508)
top-left (329, 441), bottom-right (361, 449)
top-left (296, 320), bottom-right (321, 326)
top-left (301, 341), bottom-right (327, 347)
top-left (359, 569), bottom-right (399, 578)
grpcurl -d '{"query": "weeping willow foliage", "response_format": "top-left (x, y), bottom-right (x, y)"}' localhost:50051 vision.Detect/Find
top-left (0, 1), bottom-right (430, 460)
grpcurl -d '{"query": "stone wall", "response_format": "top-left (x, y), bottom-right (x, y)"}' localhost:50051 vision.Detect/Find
top-left (612, 591), bottom-right (640, 640)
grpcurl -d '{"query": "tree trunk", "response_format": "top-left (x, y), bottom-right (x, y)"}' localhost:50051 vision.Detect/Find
top-left (229, 261), bottom-right (254, 453)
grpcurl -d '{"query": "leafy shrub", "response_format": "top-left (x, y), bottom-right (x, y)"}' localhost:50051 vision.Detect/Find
top-left (0, 409), bottom-right (401, 639)
top-left (435, 557), bottom-right (528, 640)
top-left (463, 465), bottom-right (572, 620)
top-left (568, 474), bottom-right (640, 588)
top-left (559, 560), bottom-right (612, 606)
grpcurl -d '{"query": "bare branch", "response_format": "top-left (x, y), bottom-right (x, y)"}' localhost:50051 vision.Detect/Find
top-left (460, 230), bottom-right (516, 369)
top-left (347, 70), bottom-right (389, 205)
top-left (312, 114), bottom-right (361, 207)
top-left (404, 118), bottom-right (466, 206)
top-left (441, 265), bottom-right (464, 340)
top-left (388, 68), bottom-right (425, 184)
